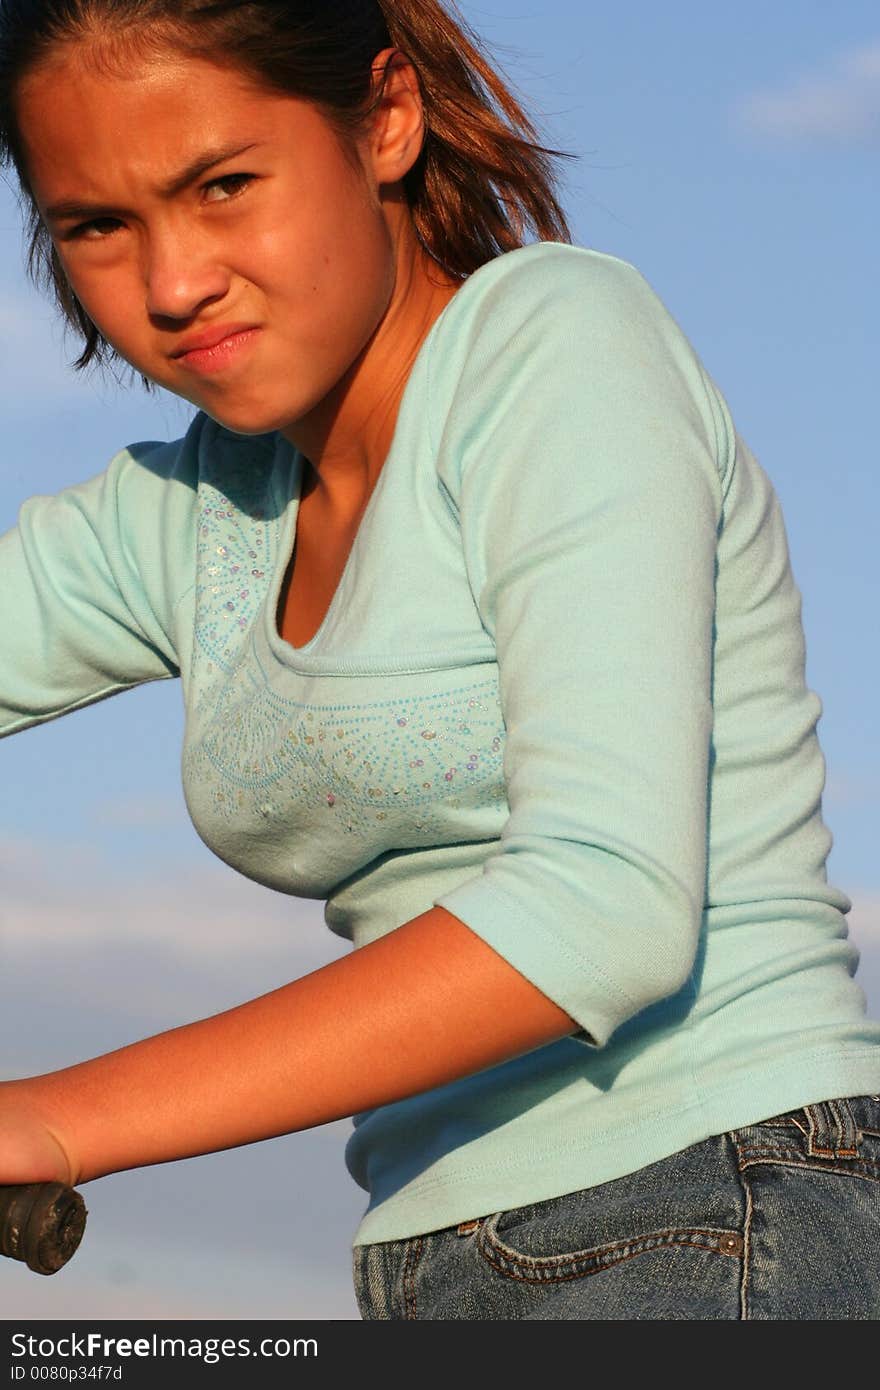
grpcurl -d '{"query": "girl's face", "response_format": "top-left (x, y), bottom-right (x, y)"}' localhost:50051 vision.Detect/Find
top-left (15, 44), bottom-right (417, 438)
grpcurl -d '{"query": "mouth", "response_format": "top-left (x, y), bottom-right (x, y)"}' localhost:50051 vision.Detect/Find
top-left (170, 325), bottom-right (261, 375)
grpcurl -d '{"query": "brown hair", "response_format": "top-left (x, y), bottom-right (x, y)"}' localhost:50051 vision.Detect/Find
top-left (0, 0), bottom-right (577, 375)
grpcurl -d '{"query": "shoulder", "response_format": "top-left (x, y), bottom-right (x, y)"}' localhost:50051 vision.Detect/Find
top-left (431, 241), bottom-right (664, 357)
top-left (106, 411), bottom-right (281, 507)
top-left (426, 240), bottom-right (700, 409)
top-left (426, 241), bottom-right (735, 497)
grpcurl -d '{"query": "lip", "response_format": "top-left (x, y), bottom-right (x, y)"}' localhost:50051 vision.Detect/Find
top-left (170, 324), bottom-right (261, 374)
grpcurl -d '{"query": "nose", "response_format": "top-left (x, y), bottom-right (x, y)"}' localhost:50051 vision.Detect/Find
top-left (143, 226), bottom-right (231, 322)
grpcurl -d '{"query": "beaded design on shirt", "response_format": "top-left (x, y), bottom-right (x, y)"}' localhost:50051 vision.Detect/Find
top-left (185, 664), bottom-right (506, 850)
top-left (183, 439), bottom-right (509, 867)
top-left (190, 441), bottom-right (277, 704)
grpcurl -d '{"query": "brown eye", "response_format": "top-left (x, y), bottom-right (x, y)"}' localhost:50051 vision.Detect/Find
top-left (66, 217), bottom-right (122, 241)
top-left (203, 173), bottom-right (255, 203)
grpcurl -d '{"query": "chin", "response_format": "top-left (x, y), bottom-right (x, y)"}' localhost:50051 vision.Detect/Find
top-left (198, 399), bottom-right (300, 440)
top-left (205, 414), bottom-right (281, 439)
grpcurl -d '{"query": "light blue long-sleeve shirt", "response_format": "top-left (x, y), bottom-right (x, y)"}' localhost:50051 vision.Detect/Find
top-left (3, 242), bottom-right (879, 1244)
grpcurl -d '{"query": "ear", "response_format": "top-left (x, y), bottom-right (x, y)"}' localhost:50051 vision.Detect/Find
top-left (365, 47), bottom-right (426, 186)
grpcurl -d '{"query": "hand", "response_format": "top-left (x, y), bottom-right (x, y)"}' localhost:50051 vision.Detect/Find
top-left (0, 1080), bottom-right (78, 1188)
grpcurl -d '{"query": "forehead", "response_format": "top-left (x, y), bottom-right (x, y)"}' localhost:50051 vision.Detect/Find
top-left (15, 46), bottom-right (327, 200)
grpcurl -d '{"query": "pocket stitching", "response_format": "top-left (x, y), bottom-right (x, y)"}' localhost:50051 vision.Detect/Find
top-left (476, 1216), bottom-right (743, 1283)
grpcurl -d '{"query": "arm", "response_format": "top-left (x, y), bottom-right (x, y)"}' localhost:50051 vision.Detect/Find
top-left (0, 426), bottom-right (203, 739)
top-left (6, 905), bottom-right (577, 1187)
top-left (427, 245), bottom-right (726, 1047)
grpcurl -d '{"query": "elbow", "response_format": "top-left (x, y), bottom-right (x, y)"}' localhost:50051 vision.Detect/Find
top-left (601, 899), bottom-right (704, 1045)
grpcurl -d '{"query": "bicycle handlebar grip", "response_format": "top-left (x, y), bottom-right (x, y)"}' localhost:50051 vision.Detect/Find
top-left (0, 1183), bottom-right (87, 1275)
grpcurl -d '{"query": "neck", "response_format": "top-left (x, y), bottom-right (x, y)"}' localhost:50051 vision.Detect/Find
top-left (281, 244), bottom-right (462, 513)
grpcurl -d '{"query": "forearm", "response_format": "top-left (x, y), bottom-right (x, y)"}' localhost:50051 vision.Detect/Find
top-left (19, 906), bottom-right (577, 1185)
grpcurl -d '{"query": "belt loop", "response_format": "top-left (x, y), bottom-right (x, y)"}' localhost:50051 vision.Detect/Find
top-left (804, 1098), bottom-right (862, 1158)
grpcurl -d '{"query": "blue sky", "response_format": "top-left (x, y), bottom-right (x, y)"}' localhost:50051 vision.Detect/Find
top-left (1, 1), bottom-right (878, 1320)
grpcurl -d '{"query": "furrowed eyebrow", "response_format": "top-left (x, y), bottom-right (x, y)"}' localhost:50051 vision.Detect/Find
top-left (45, 141), bottom-right (262, 222)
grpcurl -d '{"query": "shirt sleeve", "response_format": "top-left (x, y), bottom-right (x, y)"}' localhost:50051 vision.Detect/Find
top-left (0, 414), bottom-right (205, 740)
top-left (428, 246), bottom-right (731, 1048)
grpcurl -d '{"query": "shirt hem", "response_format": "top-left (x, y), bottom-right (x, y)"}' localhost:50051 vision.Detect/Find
top-left (349, 1046), bottom-right (880, 1246)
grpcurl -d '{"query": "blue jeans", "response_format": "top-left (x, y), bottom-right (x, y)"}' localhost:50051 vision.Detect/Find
top-left (352, 1093), bottom-right (880, 1319)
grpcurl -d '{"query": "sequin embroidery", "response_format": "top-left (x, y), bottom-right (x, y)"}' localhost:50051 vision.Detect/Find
top-left (183, 672), bottom-right (506, 848)
top-left (191, 442), bottom-right (277, 693)
top-left (184, 438), bottom-right (507, 890)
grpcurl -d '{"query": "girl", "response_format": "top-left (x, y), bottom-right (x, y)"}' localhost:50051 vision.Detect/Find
top-left (1, 0), bottom-right (878, 1321)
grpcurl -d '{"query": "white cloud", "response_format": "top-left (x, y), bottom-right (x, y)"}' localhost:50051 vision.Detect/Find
top-left (0, 835), bottom-right (331, 953)
top-left (0, 834), bottom-right (349, 1025)
top-left (734, 39), bottom-right (880, 145)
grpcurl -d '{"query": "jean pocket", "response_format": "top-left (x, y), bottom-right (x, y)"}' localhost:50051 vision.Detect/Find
top-left (474, 1160), bottom-right (745, 1286)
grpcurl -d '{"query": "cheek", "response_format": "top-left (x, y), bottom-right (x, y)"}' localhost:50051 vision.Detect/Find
top-left (57, 259), bottom-right (129, 343)
top-left (254, 205), bottom-right (393, 342)
top-left (85, 293), bottom-right (149, 367)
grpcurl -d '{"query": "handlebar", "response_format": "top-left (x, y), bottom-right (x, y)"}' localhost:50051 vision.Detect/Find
top-left (0, 1182), bottom-right (87, 1275)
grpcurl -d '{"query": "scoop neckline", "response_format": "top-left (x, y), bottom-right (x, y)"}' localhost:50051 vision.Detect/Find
top-left (265, 319), bottom-right (453, 664)
top-left (258, 241), bottom-right (570, 676)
